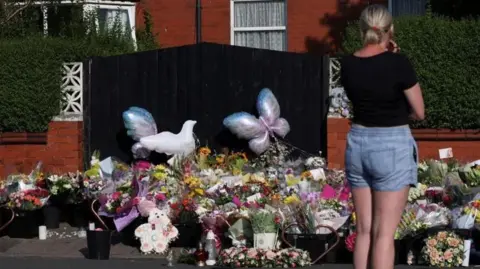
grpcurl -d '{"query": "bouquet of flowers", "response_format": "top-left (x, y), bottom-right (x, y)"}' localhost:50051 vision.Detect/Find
top-left (46, 172), bottom-right (82, 203)
top-left (249, 209), bottom-right (281, 234)
top-left (148, 164), bottom-right (180, 199)
top-left (459, 162), bottom-right (480, 187)
top-left (422, 231), bottom-right (464, 267)
top-left (99, 191), bottom-right (133, 215)
top-left (83, 150), bottom-right (106, 198)
top-left (408, 183), bottom-right (427, 203)
top-left (218, 247), bottom-right (311, 268)
top-left (8, 188), bottom-right (50, 211)
top-left (169, 197), bottom-right (198, 224)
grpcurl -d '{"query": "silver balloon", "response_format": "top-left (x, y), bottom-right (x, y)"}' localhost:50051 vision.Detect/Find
top-left (132, 142), bottom-right (150, 159)
top-left (223, 88), bottom-right (290, 155)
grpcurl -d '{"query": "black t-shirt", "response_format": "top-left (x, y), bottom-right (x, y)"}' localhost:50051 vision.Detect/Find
top-left (340, 52), bottom-right (418, 127)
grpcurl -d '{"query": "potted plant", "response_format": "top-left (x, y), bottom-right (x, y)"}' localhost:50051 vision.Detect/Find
top-left (281, 203), bottom-right (342, 264)
top-left (44, 173), bottom-right (82, 229)
top-left (249, 209), bottom-right (281, 249)
top-left (169, 197), bottom-right (201, 248)
top-left (7, 188), bottom-right (49, 238)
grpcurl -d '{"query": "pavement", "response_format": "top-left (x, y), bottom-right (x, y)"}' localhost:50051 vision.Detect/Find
top-left (0, 224), bottom-right (478, 268)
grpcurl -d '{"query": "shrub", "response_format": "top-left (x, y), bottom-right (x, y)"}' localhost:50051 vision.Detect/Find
top-left (0, 10), bottom-right (158, 132)
top-left (341, 15), bottom-right (480, 130)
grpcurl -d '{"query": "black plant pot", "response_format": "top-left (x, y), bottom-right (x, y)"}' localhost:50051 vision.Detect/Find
top-left (120, 217), bottom-right (145, 247)
top-left (394, 239), bottom-right (409, 265)
top-left (87, 230), bottom-right (112, 260)
top-left (7, 210), bottom-right (43, 239)
top-left (43, 205), bottom-right (60, 229)
top-left (65, 202), bottom-right (88, 228)
top-left (284, 233), bottom-right (333, 264)
top-left (171, 223), bottom-right (201, 248)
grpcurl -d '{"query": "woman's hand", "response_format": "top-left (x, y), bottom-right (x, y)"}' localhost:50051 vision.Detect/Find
top-left (387, 40), bottom-right (400, 53)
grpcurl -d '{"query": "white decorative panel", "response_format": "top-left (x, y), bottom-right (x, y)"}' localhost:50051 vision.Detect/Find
top-left (328, 57), bottom-right (351, 118)
top-left (54, 62), bottom-right (83, 121)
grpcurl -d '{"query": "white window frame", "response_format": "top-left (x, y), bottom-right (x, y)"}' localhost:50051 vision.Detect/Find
top-left (16, 0), bottom-right (136, 42)
top-left (230, 0), bottom-right (287, 50)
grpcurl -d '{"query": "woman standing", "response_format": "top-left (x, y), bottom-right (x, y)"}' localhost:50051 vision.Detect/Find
top-left (340, 4), bottom-right (425, 269)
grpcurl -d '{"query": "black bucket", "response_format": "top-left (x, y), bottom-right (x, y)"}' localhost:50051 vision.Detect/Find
top-left (86, 230), bottom-right (112, 260)
top-left (43, 205), bottom-right (60, 229)
top-left (284, 233), bottom-right (329, 264)
top-left (170, 223), bottom-right (201, 248)
top-left (7, 210), bottom-right (43, 238)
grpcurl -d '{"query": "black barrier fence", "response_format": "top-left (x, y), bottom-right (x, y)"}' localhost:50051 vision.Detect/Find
top-left (83, 43), bottom-right (330, 165)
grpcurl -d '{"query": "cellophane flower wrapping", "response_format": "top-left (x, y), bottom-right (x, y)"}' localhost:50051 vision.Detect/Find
top-left (0, 187), bottom-right (9, 204)
top-left (201, 212), bottom-right (229, 251)
top-left (417, 203), bottom-right (452, 228)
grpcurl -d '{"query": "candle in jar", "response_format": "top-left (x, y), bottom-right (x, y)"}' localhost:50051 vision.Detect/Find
top-left (89, 222), bottom-right (95, 231)
top-left (39, 226), bottom-right (47, 240)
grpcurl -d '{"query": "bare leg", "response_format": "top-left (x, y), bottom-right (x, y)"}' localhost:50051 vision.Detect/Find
top-left (352, 187), bottom-right (372, 269)
top-left (371, 187), bottom-right (409, 269)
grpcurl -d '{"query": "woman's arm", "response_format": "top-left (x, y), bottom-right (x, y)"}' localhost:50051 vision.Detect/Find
top-left (404, 83), bottom-right (425, 120)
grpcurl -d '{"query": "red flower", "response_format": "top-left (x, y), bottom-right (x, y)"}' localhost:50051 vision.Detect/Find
top-left (155, 193), bottom-right (166, 201)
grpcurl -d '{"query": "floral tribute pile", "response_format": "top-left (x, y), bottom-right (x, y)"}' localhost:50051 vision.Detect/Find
top-left (2, 142), bottom-right (480, 268)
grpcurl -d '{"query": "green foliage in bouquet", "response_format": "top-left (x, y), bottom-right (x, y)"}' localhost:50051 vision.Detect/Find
top-left (342, 15), bottom-right (480, 129)
top-left (418, 160), bottom-right (449, 186)
top-left (250, 210), bottom-right (280, 234)
top-left (459, 164), bottom-right (480, 187)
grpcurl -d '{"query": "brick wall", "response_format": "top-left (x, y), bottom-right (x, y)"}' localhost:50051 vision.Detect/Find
top-left (136, 0), bottom-right (386, 52)
top-left (0, 121), bottom-right (83, 176)
top-left (328, 118), bottom-right (480, 169)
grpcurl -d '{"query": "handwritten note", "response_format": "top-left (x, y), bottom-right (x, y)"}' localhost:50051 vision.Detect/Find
top-left (439, 148), bottom-right (453, 159)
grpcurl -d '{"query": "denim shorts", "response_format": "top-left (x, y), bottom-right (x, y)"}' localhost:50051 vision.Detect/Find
top-left (345, 124), bottom-right (418, 191)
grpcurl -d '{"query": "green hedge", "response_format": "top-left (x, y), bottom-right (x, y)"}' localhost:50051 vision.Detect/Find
top-left (0, 10), bottom-right (158, 133)
top-left (342, 15), bottom-right (480, 130)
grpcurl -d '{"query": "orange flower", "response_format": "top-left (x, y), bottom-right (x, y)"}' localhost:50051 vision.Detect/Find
top-left (198, 147), bottom-right (211, 156)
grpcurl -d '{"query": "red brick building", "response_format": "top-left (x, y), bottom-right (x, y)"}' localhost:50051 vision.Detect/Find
top-left (136, 0), bottom-right (388, 54)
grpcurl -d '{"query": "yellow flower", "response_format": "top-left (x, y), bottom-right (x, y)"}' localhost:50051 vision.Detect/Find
top-left (286, 174), bottom-right (299, 186)
top-left (284, 195), bottom-right (300, 204)
top-left (194, 188), bottom-right (205, 196)
top-left (199, 147), bottom-right (211, 156)
top-left (351, 212), bottom-right (356, 223)
top-left (216, 154), bottom-right (225, 164)
top-left (160, 186), bottom-right (167, 193)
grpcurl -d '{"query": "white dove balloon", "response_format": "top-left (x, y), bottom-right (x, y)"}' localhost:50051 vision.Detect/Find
top-left (123, 107), bottom-right (197, 159)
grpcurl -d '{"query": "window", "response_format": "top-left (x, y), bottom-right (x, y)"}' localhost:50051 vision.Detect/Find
top-left (17, 0), bottom-right (136, 41)
top-left (231, 0), bottom-right (286, 51)
top-left (388, 0), bottom-right (428, 17)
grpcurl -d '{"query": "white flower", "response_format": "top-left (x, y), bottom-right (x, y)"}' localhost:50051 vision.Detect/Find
top-left (51, 186), bottom-right (59, 195)
top-left (90, 157), bottom-right (99, 166)
top-left (48, 175), bottom-right (59, 183)
top-left (63, 184), bottom-right (72, 189)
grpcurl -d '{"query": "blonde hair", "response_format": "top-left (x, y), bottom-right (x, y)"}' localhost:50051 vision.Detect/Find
top-left (359, 5), bottom-right (393, 45)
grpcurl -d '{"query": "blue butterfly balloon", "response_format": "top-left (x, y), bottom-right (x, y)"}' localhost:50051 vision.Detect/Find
top-left (223, 88), bottom-right (290, 155)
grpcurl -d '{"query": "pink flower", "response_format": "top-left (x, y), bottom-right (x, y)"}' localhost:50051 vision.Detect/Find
top-left (345, 233), bottom-right (357, 252)
top-left (112, 192), bottom-right (121, 200)
top-left (232, 196), bottom-right (241, 207)
top-left (134, 160), bottom-right (151, 170)
top-left (155, 193), bottom-right (166, 201)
